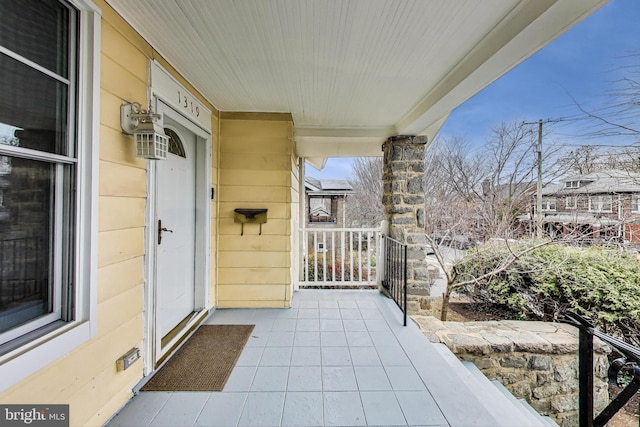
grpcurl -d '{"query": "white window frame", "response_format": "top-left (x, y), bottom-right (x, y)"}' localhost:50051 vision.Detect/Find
top-left (0, 0), bottom-right (100, 392)
top-left (565, 196), bottom-right (577, 209)
top-left (632, 195), bottom-right (640, 213)
top-left (589, 195), bottom-right (613, 213)
top-left (542, 198), bottom-right (556, 211)
top-left (565, 181), bottom-right (580, 189)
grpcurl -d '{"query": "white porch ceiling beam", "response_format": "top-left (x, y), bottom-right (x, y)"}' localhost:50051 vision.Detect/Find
top-left (397, 0), bottom-right (608, 136)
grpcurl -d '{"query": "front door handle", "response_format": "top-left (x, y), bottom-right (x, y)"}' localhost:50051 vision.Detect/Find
top-left (158, 219), bottom-right (173, 245)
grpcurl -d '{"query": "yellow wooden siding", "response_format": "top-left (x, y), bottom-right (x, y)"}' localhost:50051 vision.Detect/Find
top-left (98, 256), bottom-right (144, 303)
top-left (99, 196), bottom-right (145, 231)
top-left (0, 1), bottom-right (220, 425)
top-left (218, 116), bottom-right (294, 307)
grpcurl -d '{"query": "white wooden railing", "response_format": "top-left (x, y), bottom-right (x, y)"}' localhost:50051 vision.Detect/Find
top-left (299, 227), bottom-right (381, 287)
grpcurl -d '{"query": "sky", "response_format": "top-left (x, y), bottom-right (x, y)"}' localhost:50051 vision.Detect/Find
top-left (306, 0), bottom-right (640, 181)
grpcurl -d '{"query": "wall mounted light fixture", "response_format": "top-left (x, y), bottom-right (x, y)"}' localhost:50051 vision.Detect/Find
top-left (120, 102), bottom-right (169, 160)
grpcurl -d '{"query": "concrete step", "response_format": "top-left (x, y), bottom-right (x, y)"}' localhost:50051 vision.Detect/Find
top-left (430, 344), bottom-right (542, 426)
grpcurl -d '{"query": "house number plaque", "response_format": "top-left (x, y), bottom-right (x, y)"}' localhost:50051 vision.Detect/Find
top-left (150, 60), bottom-right (212, 132)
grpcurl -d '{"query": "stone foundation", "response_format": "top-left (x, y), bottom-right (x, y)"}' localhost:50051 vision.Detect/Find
top-left (413, 316), bottom-right (610, 427)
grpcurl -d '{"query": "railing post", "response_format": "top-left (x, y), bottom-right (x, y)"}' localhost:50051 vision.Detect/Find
top-left (578, 324), bottom-right (594, 427)
top-left (403, 244), bottom-right (407, 327)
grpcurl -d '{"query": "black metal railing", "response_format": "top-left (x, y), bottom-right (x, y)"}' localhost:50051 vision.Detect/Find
top-left (0, 237), bottom-right (46, 309)
top-left (561, 311), bottom-right (640, 427)
top-left (381, 235), bottom-right (407, 326)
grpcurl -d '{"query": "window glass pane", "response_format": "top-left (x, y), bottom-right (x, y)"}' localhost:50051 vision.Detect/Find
top-left (0, 54), bottom-right (69, 155)
top-left (0, 0), bottom-right (70, 78)
top-left (0, 156), bottom-right (56, 335)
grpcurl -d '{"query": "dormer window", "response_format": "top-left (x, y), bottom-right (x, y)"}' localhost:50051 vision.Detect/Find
top-left (565, 181), bottom-right (580, 188)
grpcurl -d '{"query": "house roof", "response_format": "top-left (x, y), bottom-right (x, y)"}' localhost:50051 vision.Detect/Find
top-left (305, 176), bottom-right (353, 195)
top-left (106, 0), bottom-right (609, 169)
top-left (542, 169), bottom-right (640, 195)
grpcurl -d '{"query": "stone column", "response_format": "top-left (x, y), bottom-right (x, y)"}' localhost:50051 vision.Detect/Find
top-left (382, 135), bottom-right (429, 294)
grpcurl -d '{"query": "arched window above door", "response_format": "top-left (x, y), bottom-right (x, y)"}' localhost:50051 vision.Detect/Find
top-left (164, 128), bottom-right (186, 157)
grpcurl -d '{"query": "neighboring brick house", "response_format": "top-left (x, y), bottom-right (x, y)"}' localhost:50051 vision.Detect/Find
top-left (537, 169), bottom-right (640, 244)
top-left (305, 177), bottom-right (353, 227)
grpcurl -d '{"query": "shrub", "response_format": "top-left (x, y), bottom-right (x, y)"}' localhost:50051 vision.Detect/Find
top-left (453, 242), bottom-right (640, 346)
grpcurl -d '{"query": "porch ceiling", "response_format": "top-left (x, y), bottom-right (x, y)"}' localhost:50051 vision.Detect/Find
top-left (106, 0), bottom-right (607, 166)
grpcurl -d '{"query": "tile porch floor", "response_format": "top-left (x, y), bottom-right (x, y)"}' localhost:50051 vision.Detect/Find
top-left (106, 290), bottom-right (514, 427)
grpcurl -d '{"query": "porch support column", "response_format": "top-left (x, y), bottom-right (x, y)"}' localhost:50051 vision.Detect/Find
top-left (382, 135), bottom-right (429, 295)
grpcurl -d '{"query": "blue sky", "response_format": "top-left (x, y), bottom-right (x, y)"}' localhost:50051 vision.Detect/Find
top-left (307, 0), bottom-right (640, 181)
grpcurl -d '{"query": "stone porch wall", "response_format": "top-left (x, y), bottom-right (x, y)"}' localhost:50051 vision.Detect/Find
top-left (413, 316), bottom-right (610, 427)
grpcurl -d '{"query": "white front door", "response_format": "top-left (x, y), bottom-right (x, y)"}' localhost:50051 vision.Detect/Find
top-left (156, 117), bottom-right (197, 338)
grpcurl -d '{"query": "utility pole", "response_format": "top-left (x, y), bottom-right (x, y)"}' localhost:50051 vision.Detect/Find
top-left (523, 119), bottom-right (555, 239)
top-left (536, 120), bottom-right (543, 239)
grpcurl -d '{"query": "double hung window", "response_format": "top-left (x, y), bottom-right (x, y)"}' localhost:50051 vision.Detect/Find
top-left (588, 195), bottom-right (613, 213)
top-left (0, 0), bottom-right (97, 366)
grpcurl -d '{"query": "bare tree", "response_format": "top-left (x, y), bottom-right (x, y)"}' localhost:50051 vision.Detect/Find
top-left (559, 144), bottom-right (640, 175)
top-left (425, 120), bottom-right (563, 242)
top-left (571, 52), bottom-right (640, 142)
top-left (345, 157), bottom-right (383, 227)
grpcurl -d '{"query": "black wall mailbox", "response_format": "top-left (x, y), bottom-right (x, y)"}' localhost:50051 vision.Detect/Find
top-left (234, 208), bottom-right (267, 235)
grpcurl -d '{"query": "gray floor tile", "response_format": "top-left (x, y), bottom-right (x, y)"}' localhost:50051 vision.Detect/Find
top-left (206, 309), bottom-right (255, 324)
top-left (260, 347), bottom-right (292, 366)
top-left (354, 366), bottom-right (392, 391)
top-left (224, 366), bottom-right (257, 392)
top-left (319, 308), bottom-right (341, 319)
top-left (251, 366), bottom-right (289, 391)
top-left (291, 346), bottom-right (321, 366)
top-left (272, 318), bottom-right (297, 331)
top-left (322, 366), bottom-right (358, 391)
top-left (267, 332), bottom-right (295, 347)
top-left (318, 300), bottom-right (339, 309)
top-left (361, 391), bottom-right (408, 426)
top-left (252, 318), bottom-right (275, 332)
top-left (340, 308), bottom-right (362, 319)
top-left (369, 330), bottom-right (399, 347)
top-left (337, 300), bottom-right (358, 309)
top-left (297, 318), bottom-right (320, 331)
top-left (294, 331), bottom-right (321, 346)
top-left (356, 300), bottom-right (378, 310)
top-left (319, 319), bottom-right (343, 332)
top-left (246, 332), bottom-right (269, 347)
top-left (297, 300), bottom-right (319, 309)
top-left (238, 392), bottom-right (285, 427)
top-left (282, 392), bottom-right (324, 426)
top-left (323, 391), bottom-right (366, 426)
top-left (298, 308), bottom-right (320, 319)
top-left (343, 319), bottom-right (367, 331)
top-left (321, 346), bottom-right (352, 366)
top-left (272, 308), bottom-right (299, 319)
top-left (288, 366), bottom-right (323, 391)
top-left (195, 392), bottom-right (247, 426)
top-left (236, 346), bottom-right (265, 366)
top-left (149, 392), bottom-right (209, 427)
top-left (395, 391), bottom-right (448, 426)
top-left (365, 318), bottom-right (391, 331)
top-left (376, 346), bottom-right (412, 366)
top-left (321, 331), bottom-right (347, 346)
top-left (359, 309), bottom-right (384, 319)
top-left (349, 347), bottom-right (382, 366)
top-left (345, 331), bottom-right (374, 347)
top-left (385, 366), bottom-right (427, 391)
top-left (108, 392), bottom-right (171, 427)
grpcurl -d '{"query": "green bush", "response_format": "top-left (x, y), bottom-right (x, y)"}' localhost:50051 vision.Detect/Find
top-left (453, 242), bottom-right (640, 346)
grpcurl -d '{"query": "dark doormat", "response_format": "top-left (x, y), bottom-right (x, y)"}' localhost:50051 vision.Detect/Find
top-left (141, 324), bottom-right (255, 391)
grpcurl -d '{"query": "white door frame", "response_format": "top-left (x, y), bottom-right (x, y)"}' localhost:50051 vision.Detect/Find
top-left (142, 71), bottom-right (212, 373)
